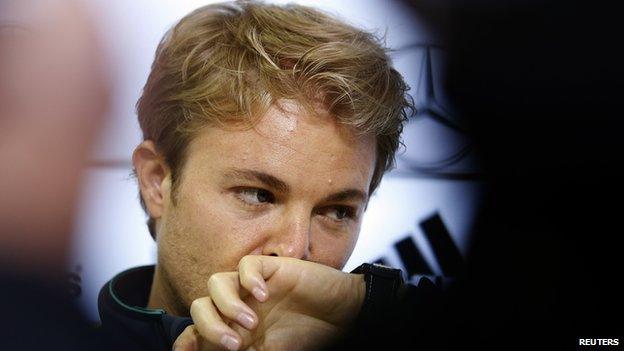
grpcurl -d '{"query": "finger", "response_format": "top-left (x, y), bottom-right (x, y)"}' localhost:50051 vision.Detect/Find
top-left (207, 272), bottom-right (258, 330)
top-left (190, 296), bottom-right (242, 351)
top-left (237, 255), bottom-right (310, 302)
top-left (237, 255), bottom-right (271, 302)
top-left (172, 325), bottom-right (198, 351)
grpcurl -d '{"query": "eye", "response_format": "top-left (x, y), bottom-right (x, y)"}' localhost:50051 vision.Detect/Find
top-left (322, 206), bottom-right (356, 222)
top-left (235, 188), bottom-right (275, 206)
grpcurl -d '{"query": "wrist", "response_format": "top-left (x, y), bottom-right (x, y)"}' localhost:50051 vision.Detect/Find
top-left (330, 272), bottom-right (366, 328)
top-left (352, 273), bottom-right (366, 315)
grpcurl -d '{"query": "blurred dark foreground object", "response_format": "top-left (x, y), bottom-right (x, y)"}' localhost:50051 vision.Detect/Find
top-left (0, 0), bottom-right (121, 349)
top-left (327, 0), bottom-right (624, 350)
top-left (0, 267), bottom-right (120, 349)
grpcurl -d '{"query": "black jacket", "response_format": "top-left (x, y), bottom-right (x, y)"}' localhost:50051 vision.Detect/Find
top-left (98, 266), bottom-right (193, 351)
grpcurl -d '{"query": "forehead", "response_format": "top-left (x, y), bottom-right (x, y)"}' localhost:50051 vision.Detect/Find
top-left (185, 100), bottom-right (377, 191)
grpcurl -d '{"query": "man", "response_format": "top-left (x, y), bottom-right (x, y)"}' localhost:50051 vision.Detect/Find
top-left (98, 2), bottom-right (413, 350)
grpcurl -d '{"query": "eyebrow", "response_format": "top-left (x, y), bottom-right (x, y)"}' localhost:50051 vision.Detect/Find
top-left (224, 167), bottom-right (368, 203)
top-left (320, 189), bottom-right (368, 204)
top-left (224, 168), bottom-right (290, 193)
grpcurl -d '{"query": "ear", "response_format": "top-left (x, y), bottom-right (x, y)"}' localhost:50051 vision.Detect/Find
top-left (132, 140), bottom-right (170, 221)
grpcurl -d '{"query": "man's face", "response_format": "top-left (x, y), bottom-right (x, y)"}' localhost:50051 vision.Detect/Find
top-left (156, 100), bottom-right (376, 309)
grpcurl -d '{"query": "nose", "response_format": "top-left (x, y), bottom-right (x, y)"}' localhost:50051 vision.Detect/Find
top-left (262, 208), bottom-right (311, 260)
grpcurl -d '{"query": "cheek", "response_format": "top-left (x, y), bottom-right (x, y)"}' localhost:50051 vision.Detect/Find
top-left (310, 225), bottom-right (361, 269)
top-left (159, 190), bottom-right (262, 276)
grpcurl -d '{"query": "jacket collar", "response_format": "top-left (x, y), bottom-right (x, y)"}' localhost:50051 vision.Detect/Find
top-left (98, 265), bottom-right (192, 351)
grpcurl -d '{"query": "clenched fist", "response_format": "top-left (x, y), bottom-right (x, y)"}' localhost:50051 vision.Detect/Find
top-left (173, 256), bottom-right (366, 351)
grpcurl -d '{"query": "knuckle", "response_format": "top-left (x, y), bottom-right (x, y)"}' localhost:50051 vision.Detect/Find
top-left (175, 325), bottom-right (195, 344)
top-left (214, 295), bottom-right (239, 314)
top-left (238, 255), bottom-right (252, 269)
top-left (189, 297), bottom-right (205, 313)
top-left (226, 299), bottom-right (242, 313)
top-left (207, 272), bottom-right (223, 287)
top-left (190, 299), bottom-right (199, 313)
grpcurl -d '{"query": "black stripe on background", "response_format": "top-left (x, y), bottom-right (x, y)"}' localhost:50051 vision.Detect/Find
top-left (394, 235), bottom-right (433, 276)
top-left (420, 213), bottom-right (464, 276)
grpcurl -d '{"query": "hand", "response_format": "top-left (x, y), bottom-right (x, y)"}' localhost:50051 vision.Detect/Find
top-left (173, 255), bottom-right (366, 351)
